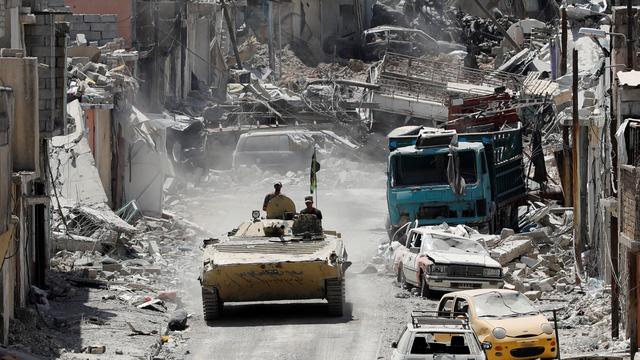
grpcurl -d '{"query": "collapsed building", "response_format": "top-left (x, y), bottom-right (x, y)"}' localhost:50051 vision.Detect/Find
top-left (2, 0), bottom-right (640, 357)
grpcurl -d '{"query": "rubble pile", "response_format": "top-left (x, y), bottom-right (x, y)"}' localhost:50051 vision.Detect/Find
top-left (8, 203), bottom-right (206, 358)
top-left (66, 37), bottom-right (139, 109)
top-left (50, 206), bottom-right (202, 292)
top-left (557, 279), bottom-right (628, 353)
top-left (491, 205), bottom-right (576, 298)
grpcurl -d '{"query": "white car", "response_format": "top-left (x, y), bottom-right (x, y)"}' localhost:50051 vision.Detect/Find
top-left (391, 311), bottom-right (488, 360)
top-left (393, 225), bottom-right (503, 296)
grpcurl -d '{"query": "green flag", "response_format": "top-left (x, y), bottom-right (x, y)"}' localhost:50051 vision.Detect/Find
top-left (310, 149), bottom-right (321, 194)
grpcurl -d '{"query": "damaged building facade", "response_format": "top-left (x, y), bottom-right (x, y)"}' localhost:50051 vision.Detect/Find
top-left (0, 0), bottom-right (69, 345)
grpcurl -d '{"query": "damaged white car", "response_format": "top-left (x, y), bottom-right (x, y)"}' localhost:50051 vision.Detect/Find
top-left (393, 225), bottom-right (503, 296)
top-left (391, 311), bottom-right (488, 360)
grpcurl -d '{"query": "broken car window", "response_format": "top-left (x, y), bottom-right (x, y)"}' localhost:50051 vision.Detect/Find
top-left (473, 291), bottom-right (539, 318)
top-left (410, 332), bottom-right (475, 355)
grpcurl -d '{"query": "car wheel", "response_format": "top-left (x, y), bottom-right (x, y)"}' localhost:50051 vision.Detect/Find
top-left (420, 273), bottom-right (430, 298)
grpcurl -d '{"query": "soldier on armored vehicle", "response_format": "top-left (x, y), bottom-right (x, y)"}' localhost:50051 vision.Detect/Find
top-left (200, 192), bottom-right (348, 320)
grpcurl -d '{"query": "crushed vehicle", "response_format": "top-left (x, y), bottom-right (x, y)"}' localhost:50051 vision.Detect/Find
top-left (393, 225), bottom-right (503, 297)
top-left (361, 26), bottom-right (465, 61)
top-left (386, 122), bottom-right (525, 236)
top-left (391, 311), bottom-right (488, 360)
top-left (438, 289), bottom-right (558, 360)
top-left (232, 128), bottom-right (359, 171)
top-left (199, 194), bottom-right (350, 320)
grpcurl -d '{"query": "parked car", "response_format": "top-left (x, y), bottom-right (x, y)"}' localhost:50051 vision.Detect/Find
top-left (437, 289), bottom-right (558, 360)
top-left (232, 128), bottom-right (358, 171)
top-left (391, 311), bottom-right (488, 360)
top-left (393, 225), bottom-right (503, 297)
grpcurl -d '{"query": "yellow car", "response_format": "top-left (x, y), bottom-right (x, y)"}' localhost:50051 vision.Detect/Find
top-left (437, 289), bottom-right (557, 360)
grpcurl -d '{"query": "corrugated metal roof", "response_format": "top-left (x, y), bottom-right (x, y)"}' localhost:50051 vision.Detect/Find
top-left (617, 70), bottom-right (640, 87)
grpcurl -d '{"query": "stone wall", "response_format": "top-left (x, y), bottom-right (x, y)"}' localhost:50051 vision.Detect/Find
top-left (67, 14), bottom-right (118, 46)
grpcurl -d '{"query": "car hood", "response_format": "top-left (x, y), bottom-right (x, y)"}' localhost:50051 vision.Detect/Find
top-left (479, 314), bottom-right (551, 337)
top-left (427, 250), bottom-right (501, 268)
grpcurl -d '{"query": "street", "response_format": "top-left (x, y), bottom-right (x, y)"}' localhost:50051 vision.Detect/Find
top-left (168, 161), bottom-right (428, 360)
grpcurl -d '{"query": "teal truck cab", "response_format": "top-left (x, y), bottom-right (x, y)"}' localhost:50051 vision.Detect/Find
top-left (386, 124), bottom-right (525, 237)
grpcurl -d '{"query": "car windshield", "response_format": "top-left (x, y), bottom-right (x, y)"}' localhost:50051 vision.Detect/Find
top-left (410, 332), bottom-right (479, 355)
top-left (423, 234), bottom-right (487, 255)
top-left (473, 291), bottom-right (539, 318)
top-left (392, 151), bottom-right (477, 187)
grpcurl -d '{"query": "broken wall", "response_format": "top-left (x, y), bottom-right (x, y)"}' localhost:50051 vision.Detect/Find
top-left (85, 107), bottom-right (113, 205)
top-left (64, 0), bottom-right (132, 46)
top-left (185, 2), bottom-right (223, 96)
top-left (66, 14), bottom-right (119, 46)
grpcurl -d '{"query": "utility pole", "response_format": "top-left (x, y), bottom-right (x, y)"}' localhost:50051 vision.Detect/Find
top-left (221, 0), bottom-right (243, 70)
top-left (560, 7), bottom-right (572, 207)
top-left (572, 49), bottom-right (584, 282)
top-left (610, 0), bottom-right (619, 338)
top-left (153, 0), bottom-right (160, 109)
top-left (630, 252), bottom-right (638, 360)
top-left (560, 7), bottom-right (567, 76)
top-left (267, 0), bottom-right (276, 79)
top-left (627, 1), bottom-right (635, 70)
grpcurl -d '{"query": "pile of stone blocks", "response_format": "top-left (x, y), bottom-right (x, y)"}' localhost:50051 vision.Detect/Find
top-left (68, 14), bottom-right (119, 46)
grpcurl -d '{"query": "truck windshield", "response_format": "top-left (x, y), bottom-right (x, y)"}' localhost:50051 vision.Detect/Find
top-left (392, 151), bottom-right (477, 187)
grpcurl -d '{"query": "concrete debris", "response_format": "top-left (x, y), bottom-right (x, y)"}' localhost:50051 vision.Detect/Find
top-left (168, 309), bottom-right (189, 331)
top-left (489, 238), bottom-right (534, 266)
top-left (86, 345), bottom-right (106, 354)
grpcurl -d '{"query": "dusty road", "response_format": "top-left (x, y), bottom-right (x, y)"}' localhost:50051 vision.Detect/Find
top-left (166, 160), bottom-right (438, 360)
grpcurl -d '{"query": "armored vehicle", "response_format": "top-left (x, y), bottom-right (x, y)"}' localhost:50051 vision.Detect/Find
top-left (200, 195), bottom-right (349, 320)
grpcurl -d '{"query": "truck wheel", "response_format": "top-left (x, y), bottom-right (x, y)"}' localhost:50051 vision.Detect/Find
top-left (326, 278), bottom-right (345, 316)
top-left (419, 273), bottom-right (430, 298)
top-left (202, 287), bottom-right (221, 321)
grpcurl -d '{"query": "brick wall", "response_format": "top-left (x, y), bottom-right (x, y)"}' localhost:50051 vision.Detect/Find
top-left (24, 14), bottom-right (68, 136)
top-left (63, 0), bottom-right (132, 47)
top-left (67, 14), bottom-right (118, 46)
